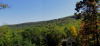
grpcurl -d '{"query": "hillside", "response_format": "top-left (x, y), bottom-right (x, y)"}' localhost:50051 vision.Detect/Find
top-left (0, 14), bottom-right (100, 46)
top-left (8, 16), bottom-right (81, 29)
top-left (0, 15), bottom-right (82, 46)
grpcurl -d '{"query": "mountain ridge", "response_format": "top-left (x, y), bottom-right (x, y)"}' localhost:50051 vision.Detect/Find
top-left (8, 16), bottom-right (77, 28)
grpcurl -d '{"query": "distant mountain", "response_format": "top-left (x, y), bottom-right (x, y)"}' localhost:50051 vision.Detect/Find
top-left (8, 15), bottom-right (80, 29)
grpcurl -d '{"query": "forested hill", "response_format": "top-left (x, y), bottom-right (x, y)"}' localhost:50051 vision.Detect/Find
top-left (0, 14), bottom-right (99, 46)
top-left (8, 15), bottom-right (80, 29)
top-left (0, 15), bottom-right (81, 46)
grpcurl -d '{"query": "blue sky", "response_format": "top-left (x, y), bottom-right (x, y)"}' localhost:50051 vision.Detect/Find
top-left (0, 0), bottom-right (79, 25)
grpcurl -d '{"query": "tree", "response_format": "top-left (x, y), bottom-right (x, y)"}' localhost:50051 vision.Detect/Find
top-left (75, 0), bottom-right (99, 46)
top-left (42, 29), bottom-right (66, 46)
top-left (21, 27), bottom-right (41, 46)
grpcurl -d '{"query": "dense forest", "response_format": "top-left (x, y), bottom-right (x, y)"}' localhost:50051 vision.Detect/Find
top-left (0, 15), bottom-right (81, 46)
top-left (0, 13), bottom-right (99, 46)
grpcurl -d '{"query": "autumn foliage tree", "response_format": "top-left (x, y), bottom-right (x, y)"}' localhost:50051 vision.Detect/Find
top-left (75, 0), bottom-right (99, 46)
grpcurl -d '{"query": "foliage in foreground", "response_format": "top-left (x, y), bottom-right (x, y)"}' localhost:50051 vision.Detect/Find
top-left (0, 17), bottom-right (80, 46)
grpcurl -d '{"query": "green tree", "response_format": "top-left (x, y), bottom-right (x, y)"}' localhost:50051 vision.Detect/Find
top-left (42, 29), bottom-right (66, 46)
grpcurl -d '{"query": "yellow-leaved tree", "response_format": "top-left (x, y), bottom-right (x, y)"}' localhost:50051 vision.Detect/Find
top-left (70, 26), bottom-right (78, 37)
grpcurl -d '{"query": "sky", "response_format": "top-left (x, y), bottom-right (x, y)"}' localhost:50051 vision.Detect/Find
top-left (0, 0), bottom-right (79, 25)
